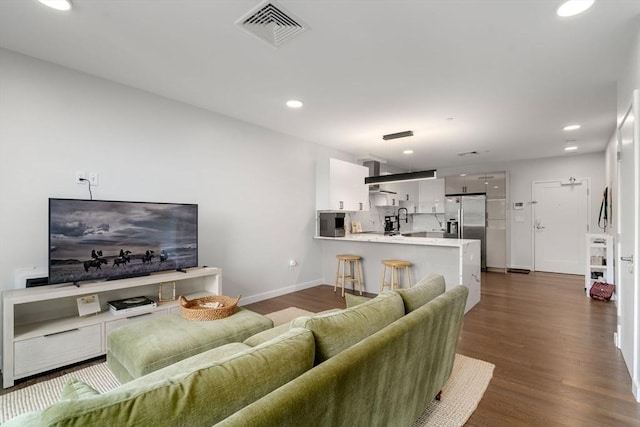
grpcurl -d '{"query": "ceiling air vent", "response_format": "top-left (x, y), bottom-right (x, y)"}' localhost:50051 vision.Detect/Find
top-left (236, 1), bottom-right (309, 48)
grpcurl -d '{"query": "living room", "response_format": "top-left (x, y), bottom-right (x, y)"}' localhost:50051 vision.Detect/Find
top-left (0, 0), bottom-right (639, 425)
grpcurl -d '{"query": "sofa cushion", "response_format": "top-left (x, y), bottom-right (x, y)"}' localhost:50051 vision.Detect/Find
top-left (60, 379), bottom-right (100, 401)
top-left (40, 328), bottom-right (315, 426)
top-left (395, 273), bottom-right (446, 313)
top-left (244, 323), bottom-right (290, 347)
top-left (344, 293), bottom-right (372, 308)
top-left (244, 308), bottom-right (343, 347)
top-left (291, 291), bottom-right (404, 364)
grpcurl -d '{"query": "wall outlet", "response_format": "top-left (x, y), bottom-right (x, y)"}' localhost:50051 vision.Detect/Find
top-left (289, 259), bottom-right (297, 270)
top-left (89, 172), bottom-right (99, 186)
top-left (75, 170), bottom-right (86, 184)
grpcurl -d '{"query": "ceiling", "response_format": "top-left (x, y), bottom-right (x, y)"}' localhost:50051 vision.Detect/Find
top-left (1, 0), bottom-right (639, 171)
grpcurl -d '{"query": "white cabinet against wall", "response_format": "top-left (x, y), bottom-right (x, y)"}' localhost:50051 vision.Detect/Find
top-left (486, 199), bottom-right (507, 270)
top-left (486, 172), bottom-right (507, 199)
top-left (445, 174), bottom-right (486, 194)
top-left (370, 193), bottom-right (398, 207)
top-left (317, 158), bottom-right (368, 211)
top-left (373, 181), bottom-right (419, 210)
top-left (2, 267), bottom-right (221, 388)
top-left (391, 181), bottom-right (418, 204)
top-left (417, 178), bottom-right (445, 213)
top-left (585, 234), bottom-right (614, 295)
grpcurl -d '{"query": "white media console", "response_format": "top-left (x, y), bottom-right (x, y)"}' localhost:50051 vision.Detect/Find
top-left (2, 267), bottom-right (221, 388)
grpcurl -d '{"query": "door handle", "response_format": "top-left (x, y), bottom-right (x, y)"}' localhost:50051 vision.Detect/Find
top-left (620, 255), bottom-right (633, 263)
top-left (535, 220), bottom-right (545, 230)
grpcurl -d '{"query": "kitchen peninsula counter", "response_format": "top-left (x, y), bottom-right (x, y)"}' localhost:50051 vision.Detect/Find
top-left (315, 235), bottom-right (480, 313)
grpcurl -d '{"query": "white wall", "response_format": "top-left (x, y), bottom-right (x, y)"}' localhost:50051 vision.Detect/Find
top-left (0, 49), bottom-right (353, 318)
top-left (617, 26), bottom-right (640, 126)
top-left (610, 24), bottom-right (640, 401)
top-left (434, 152), bottom-right (606, 270)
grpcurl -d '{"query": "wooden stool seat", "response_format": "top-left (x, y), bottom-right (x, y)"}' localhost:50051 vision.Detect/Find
top-left (335, 254), bottom-right (364, 297)
top-left (381, 259), bottom-right (412, 291)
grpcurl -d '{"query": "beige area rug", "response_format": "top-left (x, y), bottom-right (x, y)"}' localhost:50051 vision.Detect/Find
top-left (264, 306), bottom-right (315, 326)
top-left (0, 307), bottom-right (494, 426)
top-left (412, 354), bottom-right (494, 427)
top-left (0, 363), bottom-right (119, 423)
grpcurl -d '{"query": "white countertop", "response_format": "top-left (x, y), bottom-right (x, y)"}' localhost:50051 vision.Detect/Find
top-left (314, 234), bottom-right (478, 247)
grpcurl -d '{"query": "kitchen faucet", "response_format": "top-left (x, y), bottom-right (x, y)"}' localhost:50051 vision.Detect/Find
top-left (397, 208), bottom-right (409, 232)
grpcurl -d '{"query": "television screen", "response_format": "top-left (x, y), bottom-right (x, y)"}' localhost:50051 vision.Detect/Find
top-left (49, 199), bottom-right (198, 285)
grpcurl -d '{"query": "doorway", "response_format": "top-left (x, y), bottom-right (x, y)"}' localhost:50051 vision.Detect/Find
top-left (617, 90), bottom-right (638, 401)
top-left (532, 178), bottom-right (589, 274)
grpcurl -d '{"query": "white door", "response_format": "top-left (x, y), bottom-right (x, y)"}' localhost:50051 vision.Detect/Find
top-left (617, 90), bottom-right (638, 401)
top-left (533, 179), bottom-right (589, 274)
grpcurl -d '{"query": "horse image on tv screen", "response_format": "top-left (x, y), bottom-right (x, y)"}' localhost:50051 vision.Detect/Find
top-left (49, 199), bottom-right (198, 285)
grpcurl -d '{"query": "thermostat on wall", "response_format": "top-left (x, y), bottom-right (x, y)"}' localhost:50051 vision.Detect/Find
top-left (513, 202), bottom-right (525, 210)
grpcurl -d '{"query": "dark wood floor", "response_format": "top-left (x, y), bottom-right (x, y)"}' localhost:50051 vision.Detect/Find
top-left (3, 272), bottom-right (639, 426)
top-left (246, 272), bottom-right (640, 426)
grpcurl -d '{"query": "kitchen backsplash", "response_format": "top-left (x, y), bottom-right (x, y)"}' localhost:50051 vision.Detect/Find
top-left (347, 207), bottom-right (445, 234)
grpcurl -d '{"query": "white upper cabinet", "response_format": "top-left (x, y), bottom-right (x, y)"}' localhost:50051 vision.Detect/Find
top-left (377, 181), bottom-right (419, 210)
top-left (317, 158), bottom-right (369, 211)
top-left (393, 180), bottom-right (419, 204)
top-left (445, 174), bottom-right (486, 194)
top-left (417, 178), bottom-right (445, 213)
top-left (485, 171), bottom-right (506, 199)
top-left (445, 171), bottom-right (506, 198)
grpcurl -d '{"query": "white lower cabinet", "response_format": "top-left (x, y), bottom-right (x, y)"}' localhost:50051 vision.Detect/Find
top-left (3, 267), bottom-right (221, 388)
top-left (104, 309), bottom-right (169, 337)
top-left (14, 324), bottom-right (102, 377)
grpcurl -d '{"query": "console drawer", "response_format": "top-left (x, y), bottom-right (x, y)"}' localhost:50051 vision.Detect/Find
top-left (105, 309), bottom-right (168, 337)
top-left (14, 324), bottom-right (102, 377)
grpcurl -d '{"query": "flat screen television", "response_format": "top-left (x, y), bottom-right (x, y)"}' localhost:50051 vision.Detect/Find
top-left (48, 198), bottom-right (198, 285)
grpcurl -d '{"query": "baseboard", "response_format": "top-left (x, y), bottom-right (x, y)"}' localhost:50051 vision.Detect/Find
top-left (508, 264), bottom-right (532, 271)
top-left (238, 279), bottom-right (323, 306)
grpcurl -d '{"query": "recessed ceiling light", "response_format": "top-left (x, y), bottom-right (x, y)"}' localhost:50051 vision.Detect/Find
top-left (37, 0), bottom-right (72, 11)
top-left (460, 173), bottom-right (467, 177)
top-left (493, 186), bottom-right (499, 189)
top-left (565, 146), bottom-right (579, 151)
top-left (403, 150), bottom-right (414, 155)
top-left (557, 0), bottom-right (594, 17)
top-left (286, 100), bottom-right (303, 108)
top-left (563, 124), bottom-right (581, 131)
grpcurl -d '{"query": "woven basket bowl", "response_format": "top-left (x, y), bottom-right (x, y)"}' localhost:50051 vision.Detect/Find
top-left (179, 294), bottom-right (240, 321)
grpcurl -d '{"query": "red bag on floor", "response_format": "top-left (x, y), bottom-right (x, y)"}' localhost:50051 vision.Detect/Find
top-left (589, 282), bottom-right (615, 301)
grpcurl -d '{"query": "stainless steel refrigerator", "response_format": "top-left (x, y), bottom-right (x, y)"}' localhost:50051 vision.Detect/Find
top-left (444, 194), bottom-right (487, 270)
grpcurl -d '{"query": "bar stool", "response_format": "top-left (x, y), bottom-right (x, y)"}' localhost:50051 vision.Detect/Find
top-left (380, 260), bottom-right (412, 292)
top-left (334, 254), bottom-right (364, 298)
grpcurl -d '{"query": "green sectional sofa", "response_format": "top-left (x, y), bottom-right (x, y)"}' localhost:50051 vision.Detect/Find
top-left (2, 274), bottom-right (468, 427)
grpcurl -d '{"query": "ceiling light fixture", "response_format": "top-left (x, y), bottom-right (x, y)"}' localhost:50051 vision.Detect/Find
top-left (286, 100), bottom-right (303, 108)
top-left (563, 124), bottom-right (581, 131)
top-left (382, 130), bottom-right (413, 141)
top-left (365, 169), bottom-right (437, 185)
top-left (37, 0), bottom-right (72, 11)
top-left (403, 150), bottom-right (414, 155)
top-left (564, 146), bottom-right (579, 151)
top-left (557, 0), bottom-right (595, 17)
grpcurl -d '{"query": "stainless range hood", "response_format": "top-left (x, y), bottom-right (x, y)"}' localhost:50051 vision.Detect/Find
top-left (363, 161), bottom-right (397, 194)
